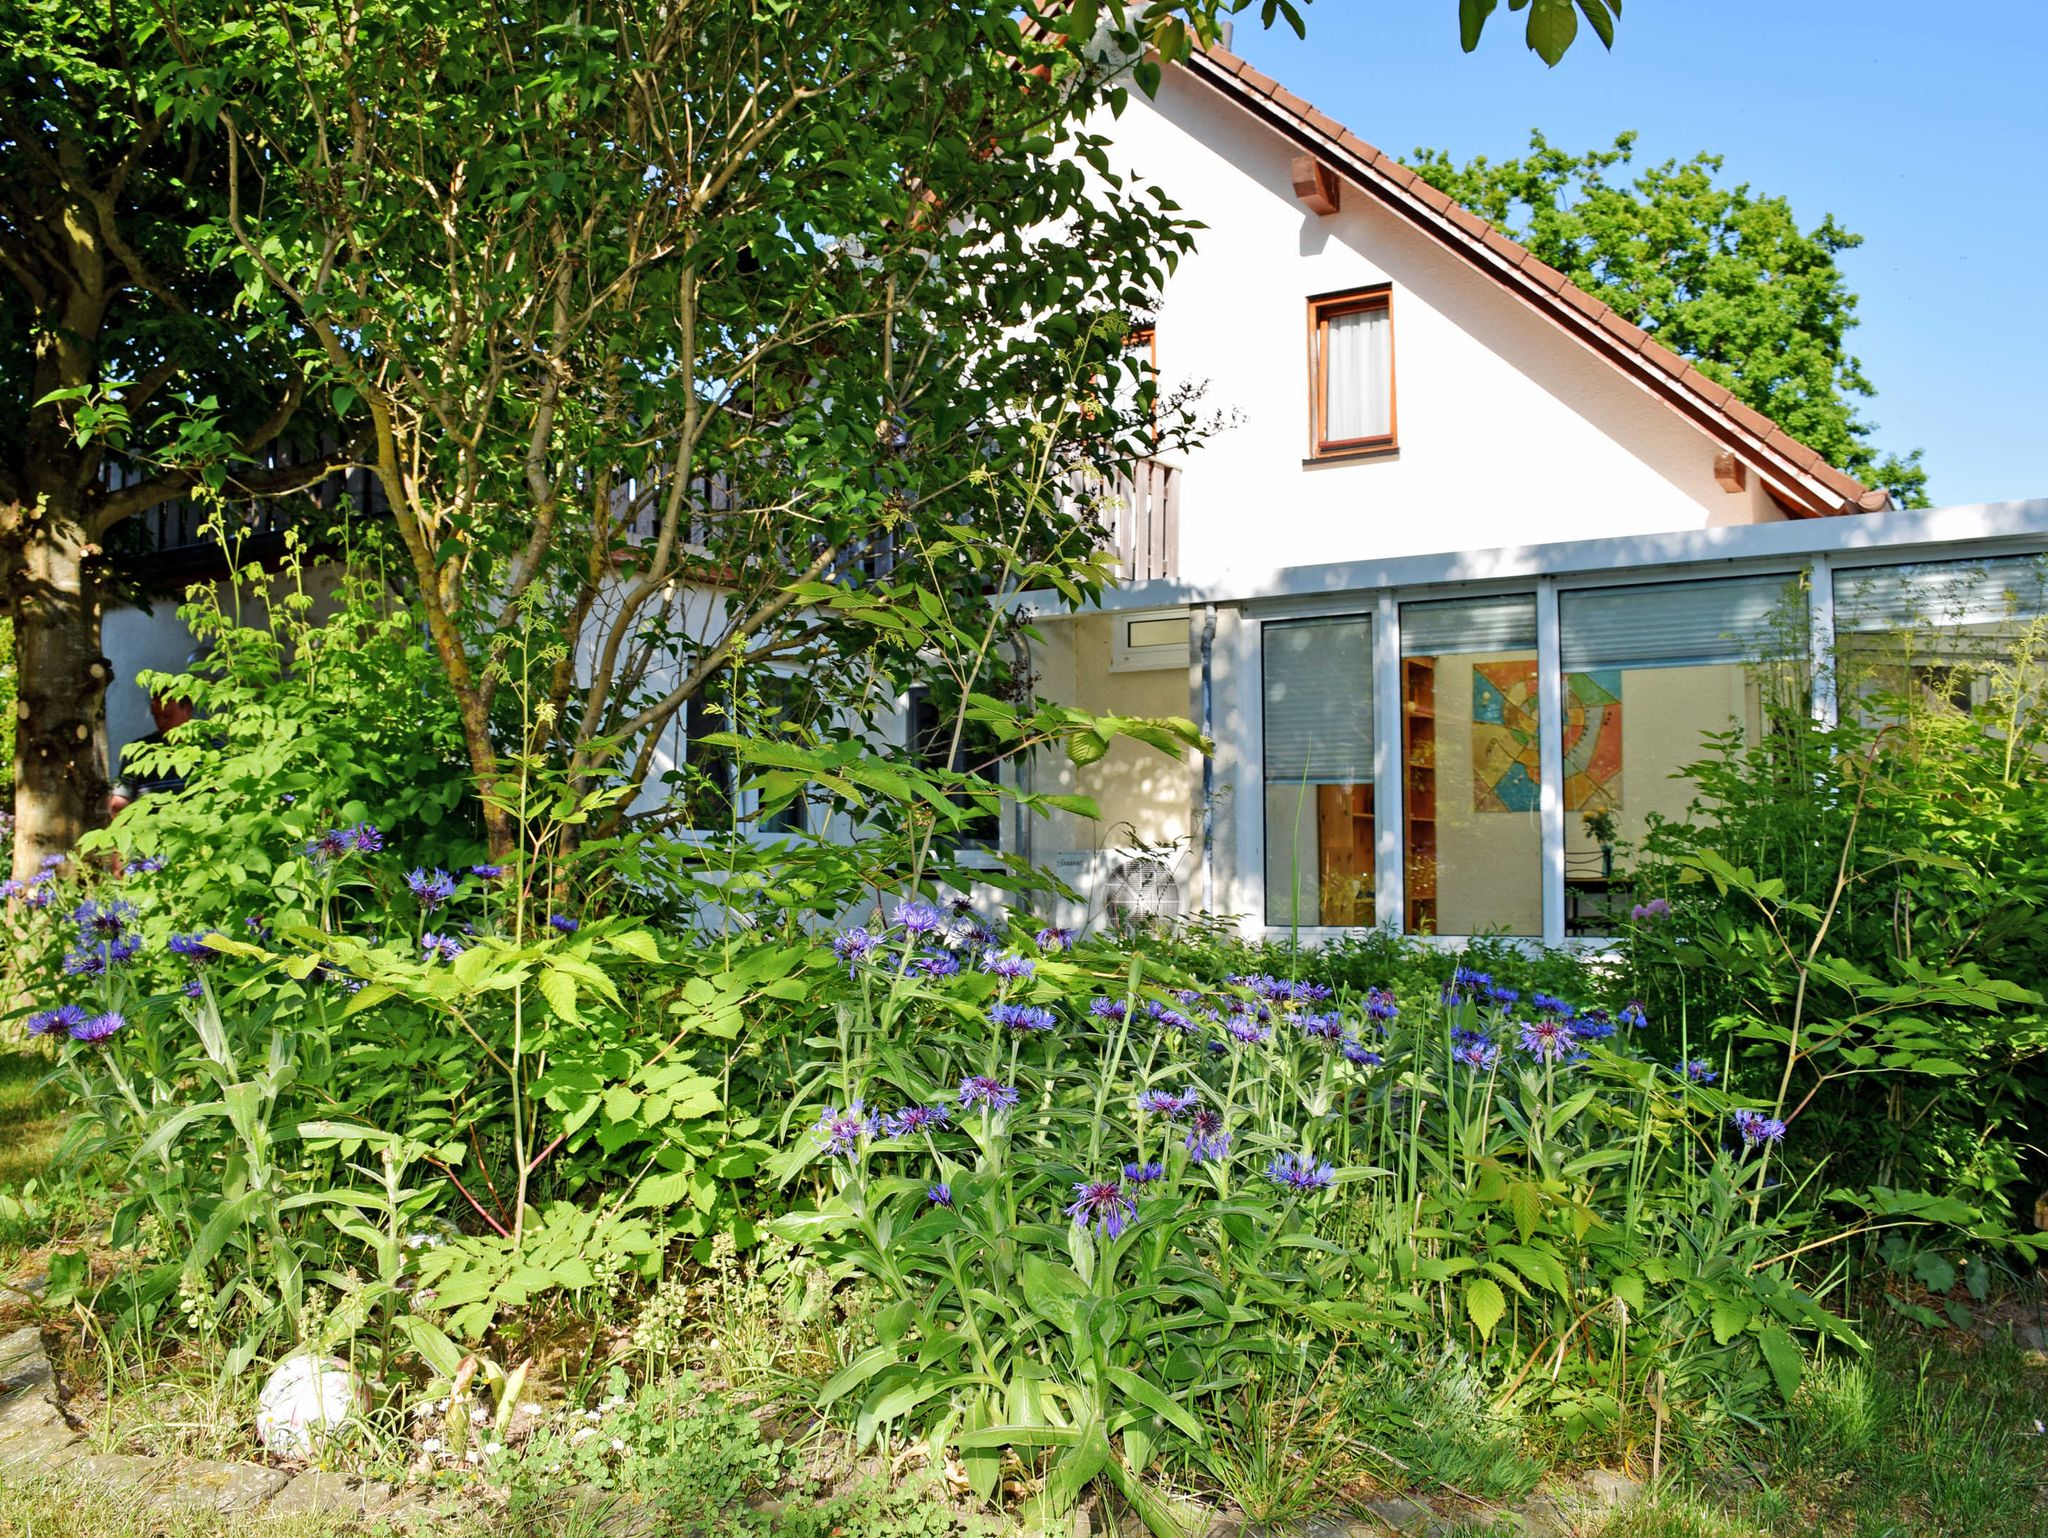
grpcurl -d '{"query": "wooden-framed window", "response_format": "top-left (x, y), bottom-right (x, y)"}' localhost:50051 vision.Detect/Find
top-left (1307, 286), bottom-right (1396, 459)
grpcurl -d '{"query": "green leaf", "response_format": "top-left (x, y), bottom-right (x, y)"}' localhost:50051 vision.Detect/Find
top-left (1459, 0), bottom-right (1499, 51)
top-left (1464, 1276), bottom-right (1507, 1341)
top-left (537, 966), bottom-right (579, 1023)
top-left (1757, 1325), bottom-right (1802, 1401)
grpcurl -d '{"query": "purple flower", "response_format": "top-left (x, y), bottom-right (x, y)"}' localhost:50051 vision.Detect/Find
top-left (72, 898), bottom-right (137, 944)
top-left (990, 1001), bottom-right (1056, 1033)
top-left (1340, 1037), bottom-right (1383, 1067)
top-left (912, 950), bottom-right (962, 979)
top-left (548, 914), bottom-right (579, 934)
top-left (1574, 1009), bottom-right (1617, 1041)
top-left (1122, 1160), bottom-right (1164, 1185)
top-left (304, 827), bottom-right (354, 861)
top-left (26, 1005), bottom-right (85, 1037)
top-left (1145, 1000), bottom-right (1195, 1034)
top-left (70, 1010), bottom-right (126, 1044)
top-left (1486, 985), bottom-right (1521, 1008)
top-left (37, 855), bottom-right (65, 872)
top-left (812, 1103), bottom-right (875, 1157)
top-left (981, 950), bottom-right (1035, 981)
top-left (1034, 927), bottom-right (1074, 952)
top-left (1619, 1000), bottom-right (1649, 1030)
top-left (345, 822), bottom-right (384, 854)
top-left (1732, 1108), bottom-right (1787, 1148)
top-left (1135, 1086), bottom-right (1199, 1120)
top-left (1064, 1178), bottom-right (1138, 1239)
top-left (1632, 897), bottom-right (1671, 923)
top-left (892, 899), bottom-right (941, 935)
top-left (183, 979), bottom-right (205, 999)
top-left (1532, 993), bottom-right (1574, 1017)
top-left (471, 864), bottom-right (506, 880)
top-left (1518, 1018), bottom-right (1578, 1063)
top-left (406, 868), bottom-right (457, 910)
top-left (0, 879), bottom-right (24, 900)
top-left (63, 933), bottom-right (140, 976)
top-left (125, 856), bottom-right (167, 876)
top-left (958, 1075), bottom-right (1020, 1113)
top-left (831, 927), bottom-right (878, 974)
top-left (1680, 1058), bottom-right (1718, 1084)
top-left (927, 1183), bottom-right (954, 1208)
top-left (168, 932), bottom-right (222, 963)
top-left (245, 915), bottom-right (270, 936)
top-left (1364, 988), bottom-right (1399, 1023)
top-left (421, 933), bottom-right (465, 962)
top-left (1223, 1015), bottom-right (1272, 1047)
top-left (24, 883), bottom-right (53, 909)
top-left (1264, 1152), bottom-right (1337, 1193)
top-left (1293, 1010), bottom-right (1346, 1043)
top-left (1088, 997), bottom-right (1128, 1024)
top-left (1183, 1105), bottom-right (1231, 1164)
top-left (883, 1104), bottom-right (952, 1137)
top-left (1455, 1038), bottom-right (1501, 1072)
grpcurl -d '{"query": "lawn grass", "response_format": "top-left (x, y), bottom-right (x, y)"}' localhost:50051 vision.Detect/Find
top-left (0, 1049), bottom-right (63, 1197)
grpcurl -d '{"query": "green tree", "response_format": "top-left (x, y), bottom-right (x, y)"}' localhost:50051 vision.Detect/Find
top-left (1411, 132), bottom-right (1929, 507)
top-left (0, 2), bottom-right (338, 877)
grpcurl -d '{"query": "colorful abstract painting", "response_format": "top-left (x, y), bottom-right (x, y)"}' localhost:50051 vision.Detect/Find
top-left (1471, 663), bottom-right (1623, 813)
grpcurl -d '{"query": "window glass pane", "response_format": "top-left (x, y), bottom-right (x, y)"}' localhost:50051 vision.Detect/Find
top-left (1834, 556), bottom-right (2048, 712)
top-left (1399, 594), bottom-right (1539, 936)
top-left (1324, 305), bottom-right (1390, 442)
top-left (1263, 617), bottom-right (1374, 927)
top-left (1556, 575), bottom-right (1806, 935)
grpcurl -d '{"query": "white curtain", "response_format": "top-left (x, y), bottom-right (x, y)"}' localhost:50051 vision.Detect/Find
top-left (1325, 306), bottom-right (1390, 441)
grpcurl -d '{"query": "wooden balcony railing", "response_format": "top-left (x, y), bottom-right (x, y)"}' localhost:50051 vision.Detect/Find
top-left (1065, 457), bottom-right (1179, 583)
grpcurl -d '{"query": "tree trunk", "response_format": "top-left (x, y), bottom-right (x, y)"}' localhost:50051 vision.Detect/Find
top-left (8, 496), bottom-right (110, 879)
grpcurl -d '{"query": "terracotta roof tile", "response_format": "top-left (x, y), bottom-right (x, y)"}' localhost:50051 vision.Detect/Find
top-left (1178, 40), bottom-right (1874, 514)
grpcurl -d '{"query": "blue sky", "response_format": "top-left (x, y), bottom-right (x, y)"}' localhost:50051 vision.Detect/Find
top-left (1226, 1), bottom-right (2046, 506)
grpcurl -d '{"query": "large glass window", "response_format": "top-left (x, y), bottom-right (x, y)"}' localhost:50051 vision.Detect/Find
top-left (1557, 573), bottom-right (1805, 933)
top-left (1834, 556), bottom-right (2048, 714)
top-left (1263, 617), bottom-right (1375, 928)
top-left (1400, 595), bottom-right (1540, 936)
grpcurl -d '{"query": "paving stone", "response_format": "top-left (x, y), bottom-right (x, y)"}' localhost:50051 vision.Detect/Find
top-left (156, 1457), bottom-right (293, 1512)
top-left (1358, 1497), bottom-right (1434, 1534)
top-left (265, 1470), bottom-right (396, 1517)
top-left (0, 1326), bottom-right (49, 1394)
top-left (1580, 1469), bottom-right (1642, 1510)
top-left (1512, 1496), bottom-right (1570, 1538)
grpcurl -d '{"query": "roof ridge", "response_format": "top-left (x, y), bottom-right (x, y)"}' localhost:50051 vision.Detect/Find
top-left (1178, 39), bottom-right (1886, 516)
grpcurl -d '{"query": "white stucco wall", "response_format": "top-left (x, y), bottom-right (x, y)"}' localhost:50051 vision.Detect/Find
top-left (1095, 70), bottom-right (1784, 588)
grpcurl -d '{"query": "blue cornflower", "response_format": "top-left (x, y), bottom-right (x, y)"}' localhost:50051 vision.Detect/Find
top-left (1088, 997), bottom-right (1128, 1023)
top-left (26, 1005), bottom-right (85, 1037)
top-left (958, 1075), bottom-right (1020, 1113)
top-left (990, 1001), bottom-right (1056, 1033)
top-left (812, 1103), bottom-right (875, 1157)
top-left (1064, 1179), bottom-right (1138, 1240)
top-left (126, 856), bottom-right (167, 876)
top-left (1486, 985), bottom-right (1521, 1008)
top-left (421, 933), bottom-right (464, 962)
top-left (912, 950), bottom-right (962, 979)
top-left (981, 950), bottom-right (1035, 981)
top-left (245, 915), bottom-right (270, 936)
top-left (1340, 1037), bottom-right (1384, 1067)
top-left (304, 827), bottom-right (354, 861)
top-left (892, 899), bottom-right (941, 935)
top-left (1264, 1152), bottom-right (1337, 1193)
top-left (1619, 1000), bottom-right (1649, 1029)
top-left (183, 979), bottom-right (205, 999)
top-left (1293, 1010), bottom-right (1346, 1043)
top-left (168, 932), bottom-right (223, 963)
top-left (0, 879), bottom-right (23, 900)
top-left (1122, 1160), bottom-right (1165, 1185)
top-left (831, 927), bottom-right (878, 974)
top-left (72, 897), bottom-right (138, 944)
top-left (1145, 1000), bottom-right (1195, 1034)
top-left (1183, 1105), bottom-right (1231, 1164)
top-left (1223, 1015), bottom-right (1272, 1047)
top-left (345, 822), bottom-right (385, 854)
top-left (470, 864), bottom-right (506, 879)
top-left (1035, 927), bottom-right (1074, 952)
top-left (1732, 1108), bottom-right (1787, 1148)
top-left (24, 883), bottom-right (54, 909)
top-left (1364, 987), bottom-right (1399, 1023)
top-left (63, 933), bottom-right (140, 977)
top-left (70, 1010), bottom-right (126, 1044)
top-left (1518, 1018), bottom-right (1578, 1063)
top-left (1455, 1038), bottom-right (1501, 1072)
top-left (1574, 1009), bottom-right (1617, 1040)
top-left (1680, 1058), bottom-right (1718, 1084)
top-left (548, 914), bottom-right (579, 934)
top-left (927, 1183), bottom-right (954, 1208)
top-left (883, 1104), bottom-right (952, 1138)
top-left (406, 868), bottom-right (457, 910)
top-left (1135, 1086), bottom-right (1199, 1120)
top-left (37, 855), bottom-right (64, 872)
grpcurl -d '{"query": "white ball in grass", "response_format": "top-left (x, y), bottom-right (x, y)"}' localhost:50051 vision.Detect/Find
top-left (256, 1354), bottom-right (367, 1456)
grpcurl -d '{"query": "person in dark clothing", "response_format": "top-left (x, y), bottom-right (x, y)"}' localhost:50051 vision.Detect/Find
top-left (109, 691), bottom-right (194, 813)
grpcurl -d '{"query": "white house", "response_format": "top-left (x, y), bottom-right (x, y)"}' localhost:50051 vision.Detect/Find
top-left (1015, 40), bottom-right (2048, 945)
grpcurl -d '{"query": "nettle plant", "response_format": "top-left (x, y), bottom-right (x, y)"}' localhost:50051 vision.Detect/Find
top-left (770, 911), bottom-right (1857, 1530)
